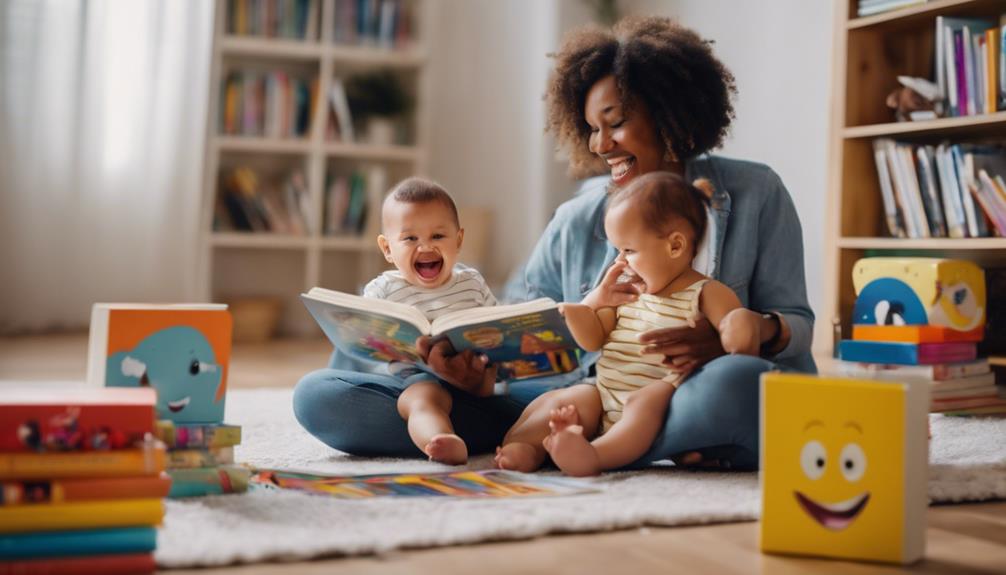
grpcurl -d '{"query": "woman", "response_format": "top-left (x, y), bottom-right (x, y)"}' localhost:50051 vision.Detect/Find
top-left (293, 16), bottom-right (815, 470)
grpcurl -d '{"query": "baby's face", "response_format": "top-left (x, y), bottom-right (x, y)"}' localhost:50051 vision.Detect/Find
top-left (379, 200), bottom-right (462, 289)
top-left (604, 201), bottom-right (686, 295)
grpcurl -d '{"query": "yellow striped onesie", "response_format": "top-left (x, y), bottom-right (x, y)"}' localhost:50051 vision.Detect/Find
top-left (595, 279), bottom-right (709, 434)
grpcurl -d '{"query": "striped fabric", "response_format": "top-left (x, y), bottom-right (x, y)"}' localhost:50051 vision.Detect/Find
top-left (595, 279), bottom-right (709, 434)
top-left (363, 264), bottom-right (497, 321)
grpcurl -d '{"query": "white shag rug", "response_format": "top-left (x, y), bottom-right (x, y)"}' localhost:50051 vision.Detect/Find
top-left (157, 388), bottom-right (1006, 568)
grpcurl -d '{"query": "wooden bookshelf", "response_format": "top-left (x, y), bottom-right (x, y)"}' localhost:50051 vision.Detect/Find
top-left (825, 0), bottom-right (1006, 362)
top-left (198, 0), bottom-right (431, 336)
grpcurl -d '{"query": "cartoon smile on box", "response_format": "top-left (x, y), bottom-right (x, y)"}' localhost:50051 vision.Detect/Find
top-left (760, 373), bottom-right (928, 564)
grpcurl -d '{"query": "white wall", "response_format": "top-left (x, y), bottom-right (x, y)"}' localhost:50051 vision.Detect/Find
top-left (628, 0), bottom-right (835, 351)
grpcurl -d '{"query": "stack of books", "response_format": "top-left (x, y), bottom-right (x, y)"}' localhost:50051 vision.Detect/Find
top-left (838, 257), bottom-right (1006, 415)
top-left (219, 70), bottom-right (317, 138)
top-left (227, 0), bottom-right (318, 40)
top-left (934, 14), bottom-right (1006, 118)
top-left (0, 389), bottom-right (168, 575)
top-left (155, 420), bottom-right (251, 498)
top-left (215, 167), bottom-right (312, 235)
top-left (332, 0), bottom-right (415, 50)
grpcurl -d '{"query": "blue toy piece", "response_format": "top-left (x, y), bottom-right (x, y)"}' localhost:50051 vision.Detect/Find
top-left (851, 278), bottom-right (929, 326)
top-left (106, 326), bottom-right (224, 423)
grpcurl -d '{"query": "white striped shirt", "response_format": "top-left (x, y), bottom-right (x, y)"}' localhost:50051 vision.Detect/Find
top-left (363, 264), bottom-right (497, 320)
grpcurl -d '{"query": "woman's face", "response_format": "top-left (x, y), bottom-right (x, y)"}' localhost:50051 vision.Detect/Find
top-left (584, 75), bottom-right (669, 188)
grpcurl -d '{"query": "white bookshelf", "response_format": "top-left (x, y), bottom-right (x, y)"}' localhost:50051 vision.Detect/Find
top-left (198, 0), bottom-right (432, 336)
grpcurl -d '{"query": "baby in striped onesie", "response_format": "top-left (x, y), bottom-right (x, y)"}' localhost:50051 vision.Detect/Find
top-left (496, 172), bottom-right (763, 476)
top-left (363, 177), bottom-right (496, 465)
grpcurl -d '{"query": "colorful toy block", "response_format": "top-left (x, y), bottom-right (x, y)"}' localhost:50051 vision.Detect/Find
top-left (851, 258), bottom-right (985, 332)
top-left (760, 373), bottom-right (928, 564)
top-left (851, 325), bottom-right (984, 344)
top-left (839, 340), bottom-right (976, 365)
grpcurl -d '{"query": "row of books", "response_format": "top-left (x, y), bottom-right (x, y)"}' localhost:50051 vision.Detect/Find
top-left (220, 70), bottom-right (317, 138)
top-left (156, 420), bottom-right (250, 499)
top-left (333, 0), bottom-right (415, 50)
top-left (871, 140), bottom-right (1006, 238)
top-left (215, 168), bottom-right (313, 235)
top-left (323, 166), bottom-right (385, 236)
top-left (855, 0), bottom-right (926, 18)
top-left (934, 15), bottom-right (1006, 118)
top-left (227, 0), bottom-right (319, 40)
top-left (0, 389), bottom-right (166, 575)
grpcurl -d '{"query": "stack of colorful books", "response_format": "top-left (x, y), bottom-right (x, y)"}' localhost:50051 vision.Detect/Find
top-left (0, 388), bottom-right (168, 575)
top-left (156, 420), bottom-right (251, 498)
top-left (838, 257), bottom-right (1006, 415)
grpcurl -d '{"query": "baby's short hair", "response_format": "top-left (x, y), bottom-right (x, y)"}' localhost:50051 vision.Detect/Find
top-left (607, 172), bottom-right (712, 243)
top-left (384, 177), bottom-right (460, 227)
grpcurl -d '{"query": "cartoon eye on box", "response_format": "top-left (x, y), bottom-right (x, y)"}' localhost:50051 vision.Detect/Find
top-left (759, 373), bottom-right (928, 564)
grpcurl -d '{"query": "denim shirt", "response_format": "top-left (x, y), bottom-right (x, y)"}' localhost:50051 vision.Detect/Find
top-left (509, 154), bottom-right (817, 375)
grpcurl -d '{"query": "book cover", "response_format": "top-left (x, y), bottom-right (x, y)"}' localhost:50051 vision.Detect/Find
top-left (834, 358), bottom-right (990, 381)
top-left (250, 468), bottom-right (599, 499)
top-left (0, 474), bottom-right (171, 506)
top-left (839, 340), bottom-right (977, 365)
top-left (760, 373), bottom-right (928, 564)
top-left (0, 527), bottom-right (157, 559)
top-left (88, 304), bottom-right (232, 424)
top-left (165, 446), bottom-right (235, 469)
top-left (0, 552), bottom-right (155, 575)
top-left (166, 465), bottom-right (252, 498)
top-left (301, 288), bottom-right (581, 382)
top-left (872, 140), bottom-right (905, 237)
top-left (0, 499), bottom-right (163, 534)
top-left (0, 442), bottom-right (166, 480)
top-left (0, 388), bottom-right (156, 453)
top-left (914, 147), bottom-right (947, 237)
top-left (154, 421), bottom-right (241, 449)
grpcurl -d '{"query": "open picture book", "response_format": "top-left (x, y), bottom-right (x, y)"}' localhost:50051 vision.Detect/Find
top-left (301, 287), bottom-right (581, 381)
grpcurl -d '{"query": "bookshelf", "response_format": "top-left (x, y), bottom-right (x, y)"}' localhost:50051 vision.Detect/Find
top-left (197, 0), bottom-right (431, 336)
top-left (825, 0), bottom-right (1006, 361)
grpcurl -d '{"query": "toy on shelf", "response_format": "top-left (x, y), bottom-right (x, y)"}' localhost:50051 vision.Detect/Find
top-left (760, 373), bottom-right (928, 564)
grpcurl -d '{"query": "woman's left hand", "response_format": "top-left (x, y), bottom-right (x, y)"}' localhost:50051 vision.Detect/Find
top-left (638, 317), bottom-right (725, 377)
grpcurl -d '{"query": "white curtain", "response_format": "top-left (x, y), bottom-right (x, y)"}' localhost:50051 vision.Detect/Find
top-left (0, 0), bottom-right (213, 333)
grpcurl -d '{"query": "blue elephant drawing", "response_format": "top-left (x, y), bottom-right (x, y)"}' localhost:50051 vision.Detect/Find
top-left (106, 326), bottom-right (225, 423)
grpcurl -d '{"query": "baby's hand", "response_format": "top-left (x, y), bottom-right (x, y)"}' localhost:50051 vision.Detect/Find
top-left (581, 260), bottom-right (641, 311)
top-left (718, 308), bottom-right (761, 356)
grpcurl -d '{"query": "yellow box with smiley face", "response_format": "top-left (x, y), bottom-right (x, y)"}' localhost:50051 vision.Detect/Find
top-left (760, 373), bottom-right (929, 564)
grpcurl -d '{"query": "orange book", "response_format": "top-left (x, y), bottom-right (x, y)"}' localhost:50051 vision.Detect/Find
top-left (0, 443), bottom-right (165, 480)
top-left (0, 388), bottom-right (156, 453)
top-left (0, 499), bottom-right (164, 534)
top-left (986, 28), bottom-right (999, 115)
top-left (852, 324), bottom-right (984, 344)
top-left (1, 473), bottom-right (171, 506)
top-left (0, 552), bottom-right (155, 575)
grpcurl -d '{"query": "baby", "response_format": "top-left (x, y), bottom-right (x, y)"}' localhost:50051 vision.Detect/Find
top-left (364, 177), bottom-right (497, 465)
top-left (495, 172), bottom-right (761, 476)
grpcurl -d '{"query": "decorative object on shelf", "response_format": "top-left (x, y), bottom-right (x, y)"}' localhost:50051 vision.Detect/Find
top-left (344, 70), bottom-right (411, 145)
top-left (885, 76), bottom-right (938, 122)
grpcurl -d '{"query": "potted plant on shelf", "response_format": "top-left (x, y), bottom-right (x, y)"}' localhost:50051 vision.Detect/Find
top-left (345, 70), bottom-right (411, 146)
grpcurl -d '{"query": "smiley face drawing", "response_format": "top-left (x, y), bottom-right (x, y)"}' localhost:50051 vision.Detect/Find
top-left (760, 373), bottom-right (928, 563)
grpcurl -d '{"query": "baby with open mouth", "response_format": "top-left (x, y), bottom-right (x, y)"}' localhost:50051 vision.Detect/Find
top-left (363, 177), bottom-right (497, 464)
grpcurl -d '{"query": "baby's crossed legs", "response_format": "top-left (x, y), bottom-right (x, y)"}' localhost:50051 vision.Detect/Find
top-left (397, 380), bottom-right (467, 465)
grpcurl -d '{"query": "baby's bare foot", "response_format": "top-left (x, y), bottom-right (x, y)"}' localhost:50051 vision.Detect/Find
top-left (425, 434), bottom-right (468, 465)
top-left (494, 442), bottom-right (544, 472)
top-left (543, 425), bottom-right (602, 477)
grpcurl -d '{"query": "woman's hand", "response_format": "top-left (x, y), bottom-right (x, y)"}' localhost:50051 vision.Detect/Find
top-left (581, 260), bottom-right (642, 311)
top-left (718, 308), bottom-right (762, 356)
top-left (638, 317), bottom-right (725, 377)
top-left (416, 336), bottom-right (497, 397)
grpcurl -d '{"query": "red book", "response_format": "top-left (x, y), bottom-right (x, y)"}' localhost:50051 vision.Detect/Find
top-left (0, 552), bottom-right (155, 575)
top-left (0, 473), bottom-right (171, 506)
top-left (0, 389), bottom-right (156, 453)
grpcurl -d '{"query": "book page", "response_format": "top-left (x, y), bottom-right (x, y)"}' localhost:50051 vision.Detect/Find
top-left (429, 298), bottom-right (556, 335)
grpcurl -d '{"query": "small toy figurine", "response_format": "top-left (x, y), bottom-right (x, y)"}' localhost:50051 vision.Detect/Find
top-left (885, 76), bottom-right (939, 122)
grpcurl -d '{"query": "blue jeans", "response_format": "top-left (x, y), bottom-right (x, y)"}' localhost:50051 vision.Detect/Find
top-left (293, 354), bottom-right (791, 470)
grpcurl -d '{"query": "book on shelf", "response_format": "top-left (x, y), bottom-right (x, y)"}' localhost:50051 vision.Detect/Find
top-left (934, 15), bottom-right (1004, 118)
top-left (0, 552), bottom-right (156, 575)
top-left (227, 0), bottom-right (319, 41)
top-left (855, 0), bottom-right (925, 18)
top-left (0, 443), bottom-right (166, 481)
top-left (328, 77), bottom-right (355, 142)
top-left (221, 70), bottom-right (315, 138)
top-left (0, 527), bottom-right (157, 560)
top-left (324, 166), bottom-right (384, 236)
top-left (301, 288), bottom-right (582, 382)
top-left (154, 421), bottom-right (241, 450)
top-left (216, 167), bottom-right (311, 235)
top-left (0, 474), bottom-right (172, 507)
top-left (0, 388), bottom-right (156, 454)
top-left (332, 0), bottom-right (414, 50)
top-left (0, 498), bottom-right (164, 534)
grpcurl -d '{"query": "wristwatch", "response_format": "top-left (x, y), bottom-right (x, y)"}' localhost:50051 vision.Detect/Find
top-left (760, 312), bottom-right (783, 354)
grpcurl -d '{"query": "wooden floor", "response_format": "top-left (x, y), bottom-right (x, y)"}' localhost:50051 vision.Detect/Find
top-left (2, 333), bottom-right (1005, 574)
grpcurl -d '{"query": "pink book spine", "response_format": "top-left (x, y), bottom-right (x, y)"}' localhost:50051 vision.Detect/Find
top-left (917, 342), bottom-right (977, 364)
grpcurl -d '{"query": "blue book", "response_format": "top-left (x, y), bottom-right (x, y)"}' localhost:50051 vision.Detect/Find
top-left (839, 340), bottom-right (977, 366)
top-left (300, 288), bottom-right (581, 382)
top-left (0, 527), bottom-right (156, 559)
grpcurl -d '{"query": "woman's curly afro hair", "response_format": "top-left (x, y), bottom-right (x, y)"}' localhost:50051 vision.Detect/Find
top-left (546, 16), bottom-right (737, 178)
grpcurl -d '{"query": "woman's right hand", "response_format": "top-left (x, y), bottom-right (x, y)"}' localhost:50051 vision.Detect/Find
top-left (416, 336), bottom-right (497, 397)
top-left (580, 260), bottom-right (642, 311)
